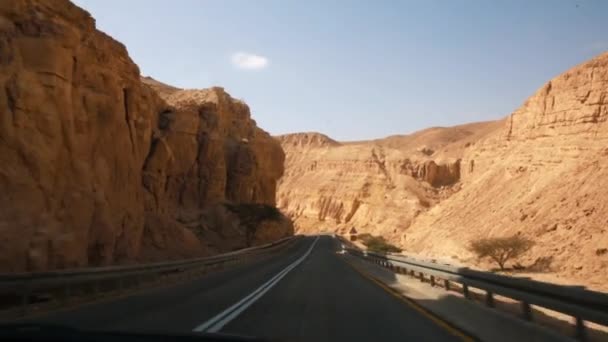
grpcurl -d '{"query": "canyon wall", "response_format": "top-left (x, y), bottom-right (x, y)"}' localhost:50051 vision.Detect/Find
top-left (402, 52), bottom-right (608, 290)
top-left (277, 124), bottom-right (500, 242)
top-left (0, 0), bottom-right (291, 272)
top-left (140, 79), bottom-right (291, 256)
top-left (278, 53), bottom-right (608, 290)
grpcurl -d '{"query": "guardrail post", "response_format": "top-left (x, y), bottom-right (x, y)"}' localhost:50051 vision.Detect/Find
top-left (430, 275), bottom-right (435, 287)
top-left (444, 280), bottom-right (450, 291)
top-left (521, 301), bottom-right (532, 321)
top-left (463, 284), bottom-right (470, 299)
top-left (575, 317), bottom-right (587, 341)
top-left (485, 291), bottom-right (494, 308)
top-left (419, 272), bottom-right (424, 282)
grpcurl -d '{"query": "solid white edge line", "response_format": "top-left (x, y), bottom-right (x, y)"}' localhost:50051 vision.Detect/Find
top-left (193, 236), bottom-right (320, 333)
top-left (192, 265), bottom-right (289, 332)
top-left (207, 236), bottom-right (320, 332)
top-left (206, 259), bottom-right (300, 332)
top-left (192, 252), bottom-right (302, 333)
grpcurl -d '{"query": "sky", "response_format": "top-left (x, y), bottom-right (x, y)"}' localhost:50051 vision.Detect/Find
top-left (73, 0), bottom-right (608, 141)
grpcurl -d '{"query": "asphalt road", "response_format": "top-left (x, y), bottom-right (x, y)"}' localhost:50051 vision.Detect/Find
top-left (28, 236), bottom-right (467, 341)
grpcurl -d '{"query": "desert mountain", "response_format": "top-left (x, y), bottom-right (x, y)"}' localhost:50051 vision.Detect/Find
top-left (277, 121), bottom-right (501, 241)
top-left (0, 0), bottom-right (291, 272)
top-left (277, 52), bottom-right (608, 290)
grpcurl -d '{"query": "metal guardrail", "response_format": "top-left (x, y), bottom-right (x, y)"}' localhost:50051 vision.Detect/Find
top-left (345, 245), bottom-right (608, 341)
top-left (0, 236), bottom-right (297, 316)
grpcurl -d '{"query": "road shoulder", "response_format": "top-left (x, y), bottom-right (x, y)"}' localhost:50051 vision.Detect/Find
top-left (340, 253), bottom-right (573, 342)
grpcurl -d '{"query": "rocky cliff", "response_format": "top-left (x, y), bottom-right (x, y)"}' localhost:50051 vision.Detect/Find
top-left (140, 79), bottom-right (291, 256)
top-left (278, 52), bottom-right (608, 290)
top-left (0, 0), bottom-right (291, 272)
top-left (402, 52), bottom-right (608, 290)
top-left (277, 122), bottom-right (500, 242)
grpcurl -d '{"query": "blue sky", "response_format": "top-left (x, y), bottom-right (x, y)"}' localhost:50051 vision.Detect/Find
top-left (73, 0), bottom-right (608, 141)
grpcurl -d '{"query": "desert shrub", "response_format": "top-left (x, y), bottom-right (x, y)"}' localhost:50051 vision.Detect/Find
top-left (358, 234), bottom-right (402, 254)
top-left (224, 203), bottom-right (282, 222)
top-left (469, 235), bottom-right (534, 270)
top-left (224, 203), bottom-right (283, 246)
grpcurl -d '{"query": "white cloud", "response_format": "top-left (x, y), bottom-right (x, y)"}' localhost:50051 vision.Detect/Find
top-left (231, 52), bottom-right (269, 70)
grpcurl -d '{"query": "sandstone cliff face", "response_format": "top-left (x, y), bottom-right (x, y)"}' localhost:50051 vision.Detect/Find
top-left (0, 0), bottom-right (290, 272)
top-left (402, 52), bottom-right (608, 290)
top-left (278, 52), bottom-right (608, 290)
top-left (140, 86), bottom-right (284, 220)
top-left (276, 123), bottom-right (496, 241)
top-left (141, 83), bottom-right (290, 255)
top-left (414, 160), bottom-right (461, 187)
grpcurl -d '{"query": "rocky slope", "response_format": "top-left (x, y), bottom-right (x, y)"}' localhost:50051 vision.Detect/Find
top-left (0, 0), bottom-right (291, 272)
top-left (278, 53), bottom-right (608, 290)
top-left (277, 123), bottom-right (501, 241)
top-left (140, 78), bottom-right (291, 257)
top-left (402, 52), bottom-right (608, 290)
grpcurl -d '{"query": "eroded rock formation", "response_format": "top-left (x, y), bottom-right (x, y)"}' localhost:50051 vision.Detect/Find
top-left (276, 125), bottom-right (493, 242)
top-left (140, 82), bottom-right (291, 257)
top-left (402, 52), bottom-right (608, 290)
top-left (278, 52), bottom-right (608, 290)
top-left (0, 0), bottom-right (291, 272)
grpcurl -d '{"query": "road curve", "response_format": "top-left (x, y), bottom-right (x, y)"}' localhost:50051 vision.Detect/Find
top-left (27, 236), bottom-right (468, 341)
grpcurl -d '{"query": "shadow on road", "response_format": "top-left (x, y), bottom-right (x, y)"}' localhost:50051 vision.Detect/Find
top-left (334, 234), bottom-right (608, 342)
top-left (374, 261), bottom-right (608, 342)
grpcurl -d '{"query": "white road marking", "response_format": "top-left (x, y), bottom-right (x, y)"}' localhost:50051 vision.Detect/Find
top-left (193, 236), bottom-right (320, 333)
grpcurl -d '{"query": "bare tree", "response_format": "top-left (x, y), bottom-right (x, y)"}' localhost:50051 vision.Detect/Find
top-left (469, 235), bottom-right (534, 271)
